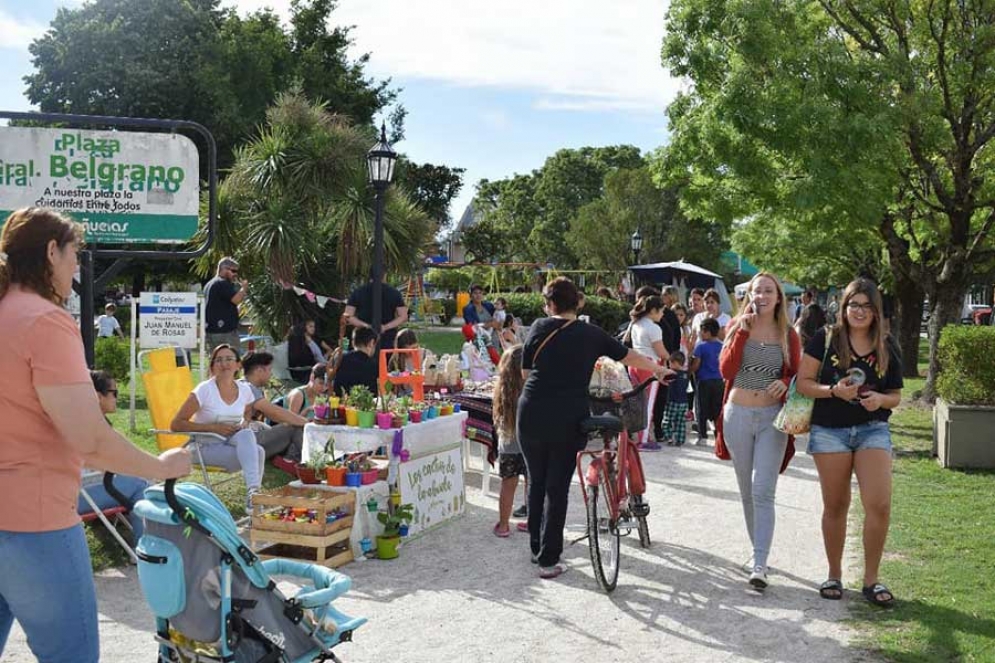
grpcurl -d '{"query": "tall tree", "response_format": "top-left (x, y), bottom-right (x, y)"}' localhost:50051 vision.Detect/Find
top-left (25, 0), bottom-right (396, 169)
top-left (395, 161), bottom-right (466, 232)
top-left (661, 0), bottom-right (995, 393)
top-left (193, 89), bottom-right (431, 338)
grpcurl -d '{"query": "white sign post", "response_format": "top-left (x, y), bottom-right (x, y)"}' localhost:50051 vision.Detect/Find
top-left (129, 292), bottom-right (201, 431)
top-left (139, 292), bottom-right (199, 348)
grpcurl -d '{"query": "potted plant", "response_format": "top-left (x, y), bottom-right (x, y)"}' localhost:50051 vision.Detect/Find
top-left (344, 456), bottom-right (363, 487)
top-left (377, 381), bottom-right (395, 429)
top-left (376, 503), bottom-right (414, 559)
top-left (392, 396), bottom-right (411, 428)
top-left (298, 452), bottom-right (328, 484)
top-left (349, 385), bottom-right (376, 428)
top-left (934, 326), bottom-right (995, 468)
top-left (312, 395), bottom-right (331, 421)
top-left (409, 402), bottom-right (424, 424)
top-left (324, 458), bottom-right (347, 486)
top-left (360, 458), bottom-right (379, 485)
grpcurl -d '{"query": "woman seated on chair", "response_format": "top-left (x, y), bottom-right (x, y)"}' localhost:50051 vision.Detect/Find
top-left (77, 370), bottom-right (149, 540)
top-left (286, 363), bottom-right (329, 419)
top-left (170, 344), bottom-right (265, 506)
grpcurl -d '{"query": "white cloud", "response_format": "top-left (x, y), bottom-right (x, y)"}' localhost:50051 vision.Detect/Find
top-left (481, 109), bottom-right (510, 129)
top-left (227, 0), bottom-right (677, 113)
top-left (0, 9), bottom-right (46, 49)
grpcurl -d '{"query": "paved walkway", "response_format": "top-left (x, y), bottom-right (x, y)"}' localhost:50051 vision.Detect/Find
top-left (5, 442), bottom-right (877, 662)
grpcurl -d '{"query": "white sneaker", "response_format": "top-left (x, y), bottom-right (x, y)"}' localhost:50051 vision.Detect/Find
top-left (539, 562), bottom-right (568, 579)
top-left (741, 556), bottom-right (755, 574)
top-left (749, 565), bottom-right (768, 590)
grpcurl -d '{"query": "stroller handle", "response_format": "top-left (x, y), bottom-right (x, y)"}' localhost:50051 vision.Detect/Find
top-left (101, 471), bottom-right (134, 510)
top-left (260, 558), bottom-right (352, 608)
top-left (164, 479), bottom-right (212, 537)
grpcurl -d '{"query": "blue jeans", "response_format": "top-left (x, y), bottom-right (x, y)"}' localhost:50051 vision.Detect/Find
top-left (808, 421), bottom-right (893, 454)
top-left (0, 525), bottom-right (99, 662)
top-left (722, 402), bottom-right (788, 570)
top-left (77, 474), bottom-right (149, 540)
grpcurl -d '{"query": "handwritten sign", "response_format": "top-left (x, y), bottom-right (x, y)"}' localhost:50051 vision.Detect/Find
top-left (399, 445), bottom-right (465, 536)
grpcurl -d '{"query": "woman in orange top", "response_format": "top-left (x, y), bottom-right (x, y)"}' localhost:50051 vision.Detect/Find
top-left (0, 208), bottom-right (191, 663)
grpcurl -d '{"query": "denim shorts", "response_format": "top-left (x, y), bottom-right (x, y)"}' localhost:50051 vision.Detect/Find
top-left (807, 421), bottom-right (893, 454)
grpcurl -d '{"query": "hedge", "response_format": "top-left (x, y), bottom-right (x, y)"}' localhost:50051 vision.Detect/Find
top-left (936, 325), bottom-right (995, 405)
top-left (493, 293), bottom-right (630, 334)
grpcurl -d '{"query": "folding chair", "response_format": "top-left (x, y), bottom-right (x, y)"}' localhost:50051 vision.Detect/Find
top-left (139, 347), bottom-right (236, 490)
top-left (79, 470), bottom-right (138, 563)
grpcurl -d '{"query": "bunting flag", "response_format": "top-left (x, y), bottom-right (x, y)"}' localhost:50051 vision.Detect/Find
top-left (283, 281), bottom-right (347, 308)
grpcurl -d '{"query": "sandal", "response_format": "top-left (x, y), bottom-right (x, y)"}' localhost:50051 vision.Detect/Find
top-left (819, 579), bottom-right (844, 600)
top-left (861, 583), bottom-right (895, 607)
top-left (493, 523), bottom-right (511, 538)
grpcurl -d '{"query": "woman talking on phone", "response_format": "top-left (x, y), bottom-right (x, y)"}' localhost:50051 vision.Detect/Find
top-left (796, 278), bottom-right (902, 607)
top-left (717, 272), bottom-right (800, 591)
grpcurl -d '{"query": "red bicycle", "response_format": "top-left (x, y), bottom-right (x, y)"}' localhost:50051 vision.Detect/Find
top-left (577, 378), bottom-right (658, 592)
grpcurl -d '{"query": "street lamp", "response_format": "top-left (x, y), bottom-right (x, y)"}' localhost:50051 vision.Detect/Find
top-left (367, 122), bottom-right (398, 336)
top-left (630, 228), bottom-right (643, 265)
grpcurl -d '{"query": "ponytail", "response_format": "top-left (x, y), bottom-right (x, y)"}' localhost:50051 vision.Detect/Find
top-left (630, 295), bottom-right (664, 321)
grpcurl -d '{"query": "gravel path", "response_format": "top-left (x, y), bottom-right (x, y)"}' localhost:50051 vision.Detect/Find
top-left (4, 442), bottom-right (879, 662)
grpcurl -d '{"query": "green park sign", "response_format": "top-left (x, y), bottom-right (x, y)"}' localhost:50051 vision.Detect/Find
top-left (0, 126), bottom-right (200, 243)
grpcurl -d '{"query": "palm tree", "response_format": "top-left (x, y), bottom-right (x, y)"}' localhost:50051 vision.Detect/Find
top-left (192, 87), bottom-right (431, 339)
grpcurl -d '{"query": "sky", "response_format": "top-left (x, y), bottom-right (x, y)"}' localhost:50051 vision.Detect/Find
top-left (0, 0), bottom-right (679, 231)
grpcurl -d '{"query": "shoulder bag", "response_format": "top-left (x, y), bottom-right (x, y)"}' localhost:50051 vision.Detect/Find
top-left (773, 329), bottom-right (833, 435)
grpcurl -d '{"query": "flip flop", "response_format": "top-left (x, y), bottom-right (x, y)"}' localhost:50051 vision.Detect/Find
top-left (516, 521), bottom-right (529, 532)
top-left (493, 523), bottom-right (511, 538)
top-left (862, 583), bottom-right (895, 607)
top-left (819, 578), bottom-right (844, 600)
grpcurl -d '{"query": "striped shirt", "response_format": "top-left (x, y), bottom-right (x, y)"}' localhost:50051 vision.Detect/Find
top-left (732, 340), bottom-right (784, 391)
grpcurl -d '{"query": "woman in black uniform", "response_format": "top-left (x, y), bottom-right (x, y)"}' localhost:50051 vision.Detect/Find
top-left (518, 277), bottom-right (672, 579)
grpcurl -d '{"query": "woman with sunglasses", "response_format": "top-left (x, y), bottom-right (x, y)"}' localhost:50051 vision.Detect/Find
top-left (77, 370), bottom-right (150, 540)
top-left (287, 363), bottom-right (329, 418)
top-left (171, 344), bottom-right (265, 508)
top-left (796, 278), bottom-right (903, 607)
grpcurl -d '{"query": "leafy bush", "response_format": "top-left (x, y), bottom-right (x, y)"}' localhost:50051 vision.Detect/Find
top-left (440, 297), bottom-right (458, 323)
top-left (495, 293), bottom-right (630, 334)
top-left (94, 337), bottom-right (130, 382)
top-left (936, 325), bottom-right (995, 405)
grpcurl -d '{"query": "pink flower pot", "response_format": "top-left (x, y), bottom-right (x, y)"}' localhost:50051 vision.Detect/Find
top-left (376, 412), bottom-right (393, 429)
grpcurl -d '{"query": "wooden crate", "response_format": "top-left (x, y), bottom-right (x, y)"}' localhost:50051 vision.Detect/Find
top-left (251, 528), bottom-right (354, 569)
top-left (251, 486), bottom-right (354, 536)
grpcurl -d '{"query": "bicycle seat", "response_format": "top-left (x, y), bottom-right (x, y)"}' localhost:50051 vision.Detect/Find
top-left (581, 415), bottom-right (624, 435)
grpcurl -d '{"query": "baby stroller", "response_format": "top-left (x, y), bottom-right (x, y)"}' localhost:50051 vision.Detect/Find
top-left (131, 478), bottom-right (366, 663)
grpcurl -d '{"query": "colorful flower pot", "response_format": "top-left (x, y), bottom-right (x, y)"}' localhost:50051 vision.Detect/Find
top-left (440, 404), bottom-right (454, 416)
top-left (376, 534), bottom-right (401, 560)
top-left (329, 397), bottom-right (341, 409)
top-left (376, 412), bottom-right (393, 429)
top-left (345, 472), bottom-right (362, 487)
top-left (357, 410), bottom-right (376, 428)
top-left (298, 467), bottom-right (320, 484)
top-left (361, 469), bottom-right (379, 485)
top-left (426, 405), bottom-right (438, 419)
top-left (409, 410), bottom-right (423, 423)
top-left (360, 538), bottom-right (374, 554)
top-left (325, 466), bottom-right (346, 486)
top-left (313, 404), bottom-right (330, 420)
top-left (345, 407), bottom-right (359, 426)
top-left (398, 524), bottom-right (410, 537)
top-left (453, 403), bottom-right (461, 413)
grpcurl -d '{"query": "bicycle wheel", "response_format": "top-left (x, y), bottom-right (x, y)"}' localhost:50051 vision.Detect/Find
top-left (630, 494), bottom-right (651, 548)
top-left (586, 454), bottom-right (620, 592)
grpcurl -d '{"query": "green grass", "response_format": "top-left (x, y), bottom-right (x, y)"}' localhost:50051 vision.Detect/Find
top-left (415, 328), bottom-right (466, 356)
top-left (850, 371), bottom-right (995, 661)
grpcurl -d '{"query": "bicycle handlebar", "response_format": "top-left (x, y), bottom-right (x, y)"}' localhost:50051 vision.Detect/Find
top-left (588, 377), bottom-right (670, 404)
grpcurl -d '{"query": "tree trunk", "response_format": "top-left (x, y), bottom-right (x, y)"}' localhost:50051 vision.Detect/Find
top-left (892, 271), bottom-right (924, 378)
top-left (922, 283), bottom-right (966, 402)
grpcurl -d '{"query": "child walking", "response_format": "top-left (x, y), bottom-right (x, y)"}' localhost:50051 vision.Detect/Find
top-left (692, 318), bottom-right (725, 446)
top-left (492, 345), bottom-right (529, 537)
top-left (661, 351), bottom-right (690, 446)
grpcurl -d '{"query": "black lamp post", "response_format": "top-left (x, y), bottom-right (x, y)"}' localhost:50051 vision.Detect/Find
top-left (630, 228), bottom-right (643, 265)
top-left (367, 122), bottom-right (398, 336)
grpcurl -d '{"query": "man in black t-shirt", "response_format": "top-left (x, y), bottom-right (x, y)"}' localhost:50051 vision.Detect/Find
top-left (343, 275), bottom-right (408, 354)
top-left (332, 328), bottom-right (380, 397)
top-left (204, 257), bottom-right (247, 352)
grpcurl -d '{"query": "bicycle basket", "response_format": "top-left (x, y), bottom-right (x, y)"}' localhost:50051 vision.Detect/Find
top-left (589, 388), bottom-right (648, 433)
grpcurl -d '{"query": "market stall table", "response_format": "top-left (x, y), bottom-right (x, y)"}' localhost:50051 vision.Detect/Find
top-left (302, 412), bottom-right (467, 536)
